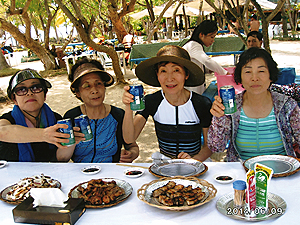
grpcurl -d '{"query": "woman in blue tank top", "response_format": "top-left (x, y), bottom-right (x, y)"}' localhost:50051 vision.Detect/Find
top-left (208, 47), bottom-right (300, 161)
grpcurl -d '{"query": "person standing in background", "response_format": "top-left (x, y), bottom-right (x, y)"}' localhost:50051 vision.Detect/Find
top-left (183, 20), bottom-right (229, 95)
top-left (249, 14), bottom-right (260, 31)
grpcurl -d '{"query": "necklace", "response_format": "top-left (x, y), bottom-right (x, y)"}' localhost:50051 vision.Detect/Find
top-left (23, 108), bottom-right (42, 128)
top-left (83, 104), bottom-right (106, 119)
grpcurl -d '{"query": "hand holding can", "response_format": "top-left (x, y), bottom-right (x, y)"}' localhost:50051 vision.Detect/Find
top-left (219, 85), bottom-right (237, 115)
top-left (129, 84), bottom-right (145, 111)
top-left (57, 119), bottom-right (75, 146)
top-left (74, 115), bottom-right (93, 142)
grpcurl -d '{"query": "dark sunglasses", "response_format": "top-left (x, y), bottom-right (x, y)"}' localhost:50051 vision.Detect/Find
top-left (14, 84), bottom-right (44, 96)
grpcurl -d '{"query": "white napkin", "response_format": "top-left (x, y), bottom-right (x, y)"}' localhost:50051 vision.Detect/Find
top-left (30, 188), bottom-right (68, 207)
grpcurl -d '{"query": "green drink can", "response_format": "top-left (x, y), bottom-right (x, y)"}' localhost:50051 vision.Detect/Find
top-left (74, 115), bottom-right (93, 142)
top-left (220, 85), bottom-right (237, 115)
top-left (129, 84), bottom-right (145, 111)
top-left (57, 118), bottom-right (76, 146)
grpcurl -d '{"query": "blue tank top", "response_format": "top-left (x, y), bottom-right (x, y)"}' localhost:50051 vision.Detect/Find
top-left (235, 107), bottom-right (286, 160)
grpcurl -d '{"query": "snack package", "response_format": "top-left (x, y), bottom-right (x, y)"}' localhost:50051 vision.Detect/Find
top-left (255, 163), bottom-right (273, 211)
top-left (245, 169), bottom-right (256, 217)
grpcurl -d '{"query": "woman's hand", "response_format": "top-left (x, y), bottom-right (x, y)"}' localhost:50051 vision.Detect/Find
top-left (43, 124), bottom-right (71, 148)
top-left (177, 152), bottom-right (192, 159)
top-left (122, 86), bottom-right (133, 107)
top-left (210, 95), bottom-right (225, 118)
top-left (73, 126), bottom-right (86, 144)
top-left (120, 143), bottom-right (139, 163)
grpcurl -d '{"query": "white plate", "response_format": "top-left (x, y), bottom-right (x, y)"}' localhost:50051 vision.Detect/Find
top-left (213, 173), bottom-right (235, 184)
top-left (124, 168), bottom-right (145, 178)
top-left (0, 160), bottom-right (7, 169)
top-left (81, 165), bottom-right (101, 175)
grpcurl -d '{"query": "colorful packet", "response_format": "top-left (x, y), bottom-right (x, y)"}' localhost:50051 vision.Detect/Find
top-left (245, 169), bottom-right (256, 217)
top-left (255, 163), bottom-right (273, 211)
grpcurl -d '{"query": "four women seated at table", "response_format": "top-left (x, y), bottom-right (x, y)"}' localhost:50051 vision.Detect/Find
top-left (1, 40), bottom-right (299, 163)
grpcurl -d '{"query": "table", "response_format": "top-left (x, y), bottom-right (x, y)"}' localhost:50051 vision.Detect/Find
top-left (129, 40), bottom-right (188, 64)
top-left (1, 162), bottom-right (298, 224)
top-left (129, 36), bottom-right (245, 66)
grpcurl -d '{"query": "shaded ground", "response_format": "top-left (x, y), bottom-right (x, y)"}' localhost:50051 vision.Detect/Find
top-left (1, 39), bottom-right (300, 162)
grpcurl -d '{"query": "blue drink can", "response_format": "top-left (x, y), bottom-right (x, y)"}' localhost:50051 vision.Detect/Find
top-left (74, 115), bottom-right (93, 142)
top-left (57, 118), bottom-right (75, 146)
top-left (219, 85), bottom-right (237, 115)
top-left (129, 84), bottom-right (145, 111)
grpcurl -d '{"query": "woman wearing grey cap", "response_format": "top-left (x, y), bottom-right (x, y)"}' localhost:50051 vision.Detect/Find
top-left (56, 57), bottom-right (139, 163)
top-left (0, 69), bottom-right (71, 162)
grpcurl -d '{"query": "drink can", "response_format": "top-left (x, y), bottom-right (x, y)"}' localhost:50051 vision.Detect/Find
top-left (57, 118), bottom-right (75, 146)
top-left (129, 84), bottom-right (145, 111)
top-left (220, 85), bottom-right (237, 115)
top-left (74, 115), bottom-right (93, 142)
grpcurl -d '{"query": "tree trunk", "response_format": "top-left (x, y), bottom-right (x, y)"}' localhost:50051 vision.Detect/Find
top-left (0, 52), bottom-right (11, 69)
top-left (282, 4), bottom-right (288, 38)
top-left (54, 0), bottom-right (126, 84)
top-left (0, 18), bottom-right (56, 70)
top-left (147, 0), bottom-right (175, 42)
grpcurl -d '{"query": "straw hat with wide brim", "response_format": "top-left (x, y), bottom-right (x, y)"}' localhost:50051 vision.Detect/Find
top-left (135, 45), bottom-right (204, 87)
top-left (70, 62), bottom-right (114, 92)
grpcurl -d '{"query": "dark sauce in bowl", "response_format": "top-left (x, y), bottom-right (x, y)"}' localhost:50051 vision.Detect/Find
top-left (216, 175), bottom-right (233, 181)
top-left (83, 168), bottom-right (99, 173)
top-left (126, 170), bottom-right (142, 176)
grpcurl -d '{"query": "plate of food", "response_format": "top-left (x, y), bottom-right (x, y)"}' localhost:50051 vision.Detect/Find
top-left (243, 155), bottom-right (300, 177)
top-left (137, 176), bottom-right (217, 211)
top-left (216, 192), bottom-right (286, 221)
top-left (0, 174), bottom-right (61, 205)
top-left (81, 165), bottom-right (101, 175)
top-left (124, 168), bottom-right (145, 178)
top-left (149, 159), bottom-right (208, 178)
top-left (68, 178), bottom-right (133, 208)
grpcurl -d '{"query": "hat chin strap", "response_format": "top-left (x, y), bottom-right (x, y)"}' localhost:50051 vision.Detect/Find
top-left (23, 108), bottom-right (42, 128)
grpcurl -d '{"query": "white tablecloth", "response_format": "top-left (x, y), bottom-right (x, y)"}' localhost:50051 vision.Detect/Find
top-left (0, 162), bottom-right (298, 225)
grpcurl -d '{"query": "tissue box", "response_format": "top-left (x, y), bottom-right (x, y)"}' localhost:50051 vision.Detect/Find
top-left (13, 197), bottom-right (85, 225)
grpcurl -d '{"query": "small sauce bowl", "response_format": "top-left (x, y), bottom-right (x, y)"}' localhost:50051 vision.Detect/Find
top-left (124, 168), bottom-right (145, 178)
top-left (81, 165), bottom-right (101, 175)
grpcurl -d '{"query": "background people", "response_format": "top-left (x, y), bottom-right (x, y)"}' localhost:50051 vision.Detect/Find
top-left (208, 47), bottom-right (300, 161)
top-left (122, 45), bottom-right (213, 162)
top-left (0, 69), bottom-right (69, 162)
top-left (183, 20), bottom-right (229, 95)
top-left (247, 31), bottom-right (263, 49)
top-left (249, 14), bottom-right (260, 31)
top-left (56, 57), bottom-right (139, 163)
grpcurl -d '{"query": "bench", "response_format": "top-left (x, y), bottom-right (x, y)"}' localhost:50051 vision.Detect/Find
top-left (130, 51), bottom-right (244, 66)
top-left (130, 57), bottom-right (149, 65)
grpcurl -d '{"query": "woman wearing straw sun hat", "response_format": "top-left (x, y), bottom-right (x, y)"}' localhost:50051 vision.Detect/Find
top-left (56, 57), bottom-right (139, 163)
top-left (0, 69), bottom-right (70, 162)
top-left (122, 45), bottom-right (213, 162)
